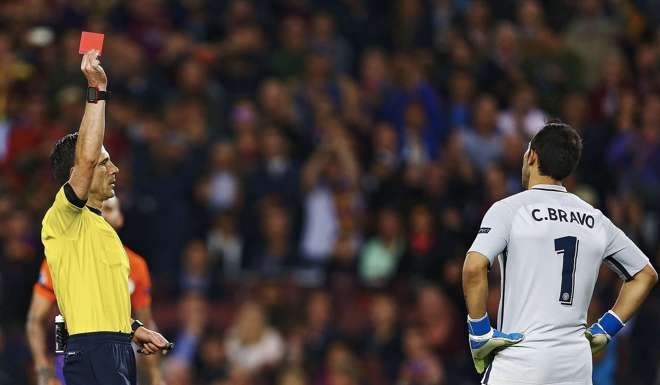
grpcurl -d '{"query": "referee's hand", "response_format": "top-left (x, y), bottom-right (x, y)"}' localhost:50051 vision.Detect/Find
top-left (80, 49), bottom-right (107, 90)
top-left (133, 326), bottom-right (171, 355)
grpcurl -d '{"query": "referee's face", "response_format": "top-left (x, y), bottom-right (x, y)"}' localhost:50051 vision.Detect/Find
top-left (90, 146), bottom-right (119, 200)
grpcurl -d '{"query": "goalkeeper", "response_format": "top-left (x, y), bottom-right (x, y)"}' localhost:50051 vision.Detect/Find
top-left (462, 121), bottom-right (657, 384)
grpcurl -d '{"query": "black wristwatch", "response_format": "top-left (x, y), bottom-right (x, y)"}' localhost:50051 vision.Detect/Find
top-left (86, 87), bottom-right (111, 103)
top-left (131, 319), bottom-right (144, 337)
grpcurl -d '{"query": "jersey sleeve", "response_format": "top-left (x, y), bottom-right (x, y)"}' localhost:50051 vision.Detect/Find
top-left (130, 254), bottom-right (152, 311)
top-left (42, 184), bottom-right (86, 238)
top-left (468, 201), bottom-right (513, 265)
top-left (32, 259), bottom-right (57, 302)
top-left (601, 216), bottom-right (649, 281)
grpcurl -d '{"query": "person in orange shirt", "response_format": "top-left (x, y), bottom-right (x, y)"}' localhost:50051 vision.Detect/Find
top-left (26, 197), bottom-right (165, 385)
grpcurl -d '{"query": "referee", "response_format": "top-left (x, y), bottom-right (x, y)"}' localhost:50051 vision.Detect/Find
top-left (41, 50), bottom-right (170, 385)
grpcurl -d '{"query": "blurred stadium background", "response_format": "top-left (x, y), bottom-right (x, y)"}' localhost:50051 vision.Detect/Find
top-left (0, 0), bottom-right (659, 384)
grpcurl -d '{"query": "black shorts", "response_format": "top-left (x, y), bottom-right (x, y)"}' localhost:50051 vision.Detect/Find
top-left (63, 332), bottom-right (136, 385)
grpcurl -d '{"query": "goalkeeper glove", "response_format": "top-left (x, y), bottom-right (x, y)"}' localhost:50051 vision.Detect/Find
top-left (468, 313), bottom-right (524, 374)
top-left (585, 310), bottom-right (624, 355)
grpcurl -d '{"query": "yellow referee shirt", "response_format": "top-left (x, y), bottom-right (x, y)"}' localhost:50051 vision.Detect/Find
top-left (41, 184), bottom-right (131, 335)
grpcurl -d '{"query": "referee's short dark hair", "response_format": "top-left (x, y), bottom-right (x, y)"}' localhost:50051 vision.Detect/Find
top-left (530, 120), bottom-right (582, 181)
top-left (51, 133), bottom-right (78, 186)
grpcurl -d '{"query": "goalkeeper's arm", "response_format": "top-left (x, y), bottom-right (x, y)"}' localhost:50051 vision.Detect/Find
top-left (612, 264), bottom-right (658, 322)
top-left (463, 251), bottom-right (490, 319)
top-left (587, 264), bottom-right (657, 354)
top-left (462, 252), bottom-right (523, 374)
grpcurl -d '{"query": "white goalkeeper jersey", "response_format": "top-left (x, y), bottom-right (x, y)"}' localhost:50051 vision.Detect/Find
top-left (468, 184), bottom-right (649, 385)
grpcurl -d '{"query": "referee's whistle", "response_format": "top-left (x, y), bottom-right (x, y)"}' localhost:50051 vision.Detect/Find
top-left (162, 342), bottom-right (175, 355)
top-left (137, 342), bottom-right (174, 355)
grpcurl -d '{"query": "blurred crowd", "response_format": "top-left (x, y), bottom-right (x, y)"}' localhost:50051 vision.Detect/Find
top-left (0, 0), bottom-right (659, 384)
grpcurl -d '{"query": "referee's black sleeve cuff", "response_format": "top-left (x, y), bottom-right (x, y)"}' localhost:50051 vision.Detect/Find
top-left (63, 183), bottom-right (87, 208)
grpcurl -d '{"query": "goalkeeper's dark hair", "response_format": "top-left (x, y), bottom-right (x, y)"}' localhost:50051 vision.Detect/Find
top-left (530, 119), bottom-right (582, 181)
top-left (50, 133), bottom-right (78, 186)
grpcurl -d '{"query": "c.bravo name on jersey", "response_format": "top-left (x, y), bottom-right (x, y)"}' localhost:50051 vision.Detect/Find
top-left (531, 207), bottom-right (595, 228)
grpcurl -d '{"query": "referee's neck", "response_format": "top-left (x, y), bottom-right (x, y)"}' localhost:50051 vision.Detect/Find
top-left (87, 195), bottom-right (103, 211)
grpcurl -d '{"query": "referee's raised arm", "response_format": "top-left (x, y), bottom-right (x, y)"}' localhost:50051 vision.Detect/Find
top-left (68, 49), bottom-right (107, 201)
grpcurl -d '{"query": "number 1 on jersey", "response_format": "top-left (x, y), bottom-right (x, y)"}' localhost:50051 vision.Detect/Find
top-left (554, 236), bottom-right (579, 305)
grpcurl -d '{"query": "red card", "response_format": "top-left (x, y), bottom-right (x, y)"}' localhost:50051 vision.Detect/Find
top-left (78, 31), bottom-right (104, 55)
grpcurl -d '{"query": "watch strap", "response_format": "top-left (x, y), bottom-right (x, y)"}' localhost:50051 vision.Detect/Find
top-left (131, 319), bottom-right (144, 332)
top-left (98, 90), bottom-right (111, 101)
top-left (86, 87), bottom-right (111, 103)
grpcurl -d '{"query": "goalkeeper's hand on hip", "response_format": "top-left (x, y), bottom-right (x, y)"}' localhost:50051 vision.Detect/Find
top-left (585, 310), bottom-right (625, 355)
top-left (467, 313), bottom-right (524, 374)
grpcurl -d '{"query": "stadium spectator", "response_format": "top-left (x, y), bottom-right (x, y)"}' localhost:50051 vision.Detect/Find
top-left (224, 302), bottom-right (285, 374)
top-left (179, 239), bottom-right (215, 295)
top-left (398, 326), bottom-right (445, 385)
top-left (359, 207), bottom-right (405, 287)
top-left (207, 211), bottom-right (243, 280)
top-left (458, 94), bottom-right (503, 171)
top-left (364, 293), bottom-right (403, 383)
top-left (497, 83), bottom-right (547, 140)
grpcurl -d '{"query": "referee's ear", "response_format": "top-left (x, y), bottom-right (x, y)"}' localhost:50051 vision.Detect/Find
top-left (65, 166), bottom-right (75, 186)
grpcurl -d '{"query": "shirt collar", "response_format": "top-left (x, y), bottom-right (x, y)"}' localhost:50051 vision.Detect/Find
top-left (530, 184), bottom-right (567, 192)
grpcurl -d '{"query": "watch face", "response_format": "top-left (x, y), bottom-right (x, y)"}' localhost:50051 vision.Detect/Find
top-left (87, 87), bottom-right (98, 101)
top-left (132, 320), bottom-right (143, 331)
